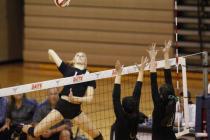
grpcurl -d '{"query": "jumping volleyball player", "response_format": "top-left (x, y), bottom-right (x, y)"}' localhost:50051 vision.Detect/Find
top-left (22, 50), bottom-right (103, 140)
top-left (148, 41), bottom-right (177, 140)
top-left (111, 57), bottom-right (148, 140)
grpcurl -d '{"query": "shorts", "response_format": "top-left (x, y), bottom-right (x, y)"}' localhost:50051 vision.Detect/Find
top-left (55, 98), bottom-right (82, 119)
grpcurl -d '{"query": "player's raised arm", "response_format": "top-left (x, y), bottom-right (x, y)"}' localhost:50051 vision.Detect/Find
top-left (48, 49), bottom-right (62, 67)
top-left (163, 40), bottom-right (172, 69)
top-left (163, 40), bottom-right (175, 96)
top-left (112, 60), bottom-right (124, 119)
top-left (148, 44), bottom-right (160, 104)
top-left (133, 56), bottom-right (148, 106)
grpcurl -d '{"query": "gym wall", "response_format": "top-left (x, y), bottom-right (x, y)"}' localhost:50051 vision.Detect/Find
top-left (0, 0), bottom-right (23, 62)
top-left (24, 0), bottom-right (174, 66)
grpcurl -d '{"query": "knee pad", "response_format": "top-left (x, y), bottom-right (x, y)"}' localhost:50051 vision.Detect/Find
top-left (28, 127), bottom-right (35, 138)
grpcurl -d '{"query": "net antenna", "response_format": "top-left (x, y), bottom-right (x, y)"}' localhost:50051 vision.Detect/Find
top-left (174, 0), bottom-right (190, 138)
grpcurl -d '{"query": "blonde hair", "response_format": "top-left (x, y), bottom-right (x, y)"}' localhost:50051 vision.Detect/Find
top-left (67, 52), bottom-right (87, 68)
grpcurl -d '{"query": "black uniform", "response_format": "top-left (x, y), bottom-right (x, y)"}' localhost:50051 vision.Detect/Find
top-left (150, 69), bottom-right (176, 140)
top-left (55, 61), bottom-right (96, 119)
top-left (111, 81), bottom-right (142, 140)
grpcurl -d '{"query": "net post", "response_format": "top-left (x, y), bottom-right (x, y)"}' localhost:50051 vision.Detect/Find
top-left (202, 51), bottom-right (208, 96)
top-left (180, 57), bottom-right (190, 129)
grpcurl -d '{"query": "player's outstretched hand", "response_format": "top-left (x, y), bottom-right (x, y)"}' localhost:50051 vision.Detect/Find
top-left (163, 40), bottom-right (172, 59)
top-left (115, 60), bottom-right (123, 76)
top-left (147, 43), bottom-right (158, 72)
top-left (147, 43), bottom-right (158, 61)
top-left (136, 56), bottom-right (148, 71)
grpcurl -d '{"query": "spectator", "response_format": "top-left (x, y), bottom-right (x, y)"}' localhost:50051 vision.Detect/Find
top-left (7, 94), bottom-right (37, 140)
top-left (0, 95), bottom-right (9, 139)
top-left (175, 91), bottom-right (196, 128)
top-left (33, 88), bottom-right (72, 140)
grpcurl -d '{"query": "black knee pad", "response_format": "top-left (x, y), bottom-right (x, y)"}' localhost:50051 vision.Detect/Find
top-left (93, 133), bottom-right (103, 140)
top-left (28, 127), bottom-right (35, 138)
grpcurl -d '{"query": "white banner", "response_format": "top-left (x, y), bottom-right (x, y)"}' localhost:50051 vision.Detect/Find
top-left (0, 57), bottom-right (184, 97)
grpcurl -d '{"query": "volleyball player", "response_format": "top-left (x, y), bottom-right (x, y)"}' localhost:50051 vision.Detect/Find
top-left (22, 50), bottom-right (103, 140)
top-left (111, 56), bottom-right (148, 140)
top-left (148, 41), bottom-right (177, 140)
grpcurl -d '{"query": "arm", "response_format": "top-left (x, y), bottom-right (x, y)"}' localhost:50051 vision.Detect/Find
top-left (163, 40), bottom-right (175, 95)
top-left (0, 118), bottom-right (10, 132)
top-left (113, 83), bottom-right (124, 119)
top-left (133, 57), bottom-right (148, 107)
top-left (132, 81), bottom-right (142, 107)
top-left (48, 49), bottom-right (62, 67)
top-left (148, 44), bottom-right (160, 104)
top-left (150, 73), bottom-right (160, 105)
top-left (113, 60), bottom-right (124, 118)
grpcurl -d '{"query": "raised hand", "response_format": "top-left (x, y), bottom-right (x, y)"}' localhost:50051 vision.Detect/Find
top-left (163, 40), bottom-right (172, 68)
top-left (163, 40), bottom-right (172, 59)
top-left (136, 56), bottom-right (148, 71)
top-left (147, 43), bottom-right (158, 72)
top-left (147, 43), bottom-right (158, 61)
top-left (115, 60), bottom-right (123, 76)
top-left (136, 56), bottom-right (148, 82)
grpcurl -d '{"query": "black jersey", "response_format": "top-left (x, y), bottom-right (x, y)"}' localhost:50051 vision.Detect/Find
top-left (58, 61), bottom-right (96, 97)
top-left (150, 69), bottom-right (176, 140)
top-left (55, 61), bottom-right (96, 119)
top-left (111, 82), bottom-right (142, 140)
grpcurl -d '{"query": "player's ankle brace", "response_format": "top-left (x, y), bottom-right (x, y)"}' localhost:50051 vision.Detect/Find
top-left (28, 127), bottom-right (35, 138)
top-left (93, 133), bottom-right (103, 140)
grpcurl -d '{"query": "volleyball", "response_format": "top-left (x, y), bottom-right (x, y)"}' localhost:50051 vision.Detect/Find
top-left (53, 0), bottom-right (71, 8)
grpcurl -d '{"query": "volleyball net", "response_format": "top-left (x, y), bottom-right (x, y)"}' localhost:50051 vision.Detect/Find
top-left (0, 57), bottom-right (190, 139)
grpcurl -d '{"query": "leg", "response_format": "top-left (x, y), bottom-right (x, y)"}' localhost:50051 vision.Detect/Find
top-left (34, 109), bottom-right (64, 137)
top-left (23, 109), bottom-right (64, 137)
top-left (110, 126), bottom-right (114, 140)
top-left (73, 112), bottom-right (102, 139)
top-left (59, 130), bottom-right (70, 140)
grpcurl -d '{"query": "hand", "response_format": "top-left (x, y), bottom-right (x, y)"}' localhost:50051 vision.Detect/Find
top-left (68, 89), bottom-right (80, 104)
top-left (147, 43), bottom-right (158, 61)
top-left (68, 89), bottom-right (75, 102)
top-left (0, 124), bottom-right (9, 132)
top-left (163, 40), bottom-right (172, 58)
top-left (42, 130), bottom-right (53, 138)
top-left (115, 60), bottom-right (123, 75)
top-left (147, 43), bottom-right (158, 71)
top-left (136, 56), bottom-right (148, 71)
top-left (48, 49), bottom-right (54, 62)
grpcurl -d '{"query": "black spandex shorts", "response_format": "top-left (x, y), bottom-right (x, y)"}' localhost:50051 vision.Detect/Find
top-left (55, 98), bottom-right (82, 119)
